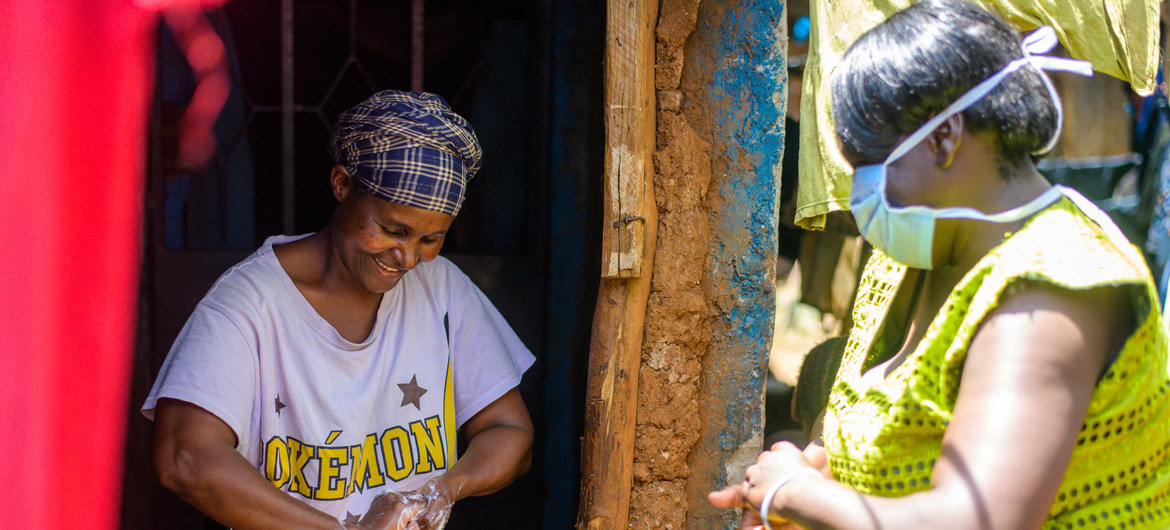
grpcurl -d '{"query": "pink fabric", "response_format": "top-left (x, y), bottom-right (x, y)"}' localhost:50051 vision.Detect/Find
top-left (0, 0), bottom-right (221, 527)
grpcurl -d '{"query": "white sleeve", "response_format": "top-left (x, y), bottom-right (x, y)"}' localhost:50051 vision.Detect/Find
top-left (448, 271), bottom-right (536, 427)
top-left (141, 302), bottom-right (257, 445)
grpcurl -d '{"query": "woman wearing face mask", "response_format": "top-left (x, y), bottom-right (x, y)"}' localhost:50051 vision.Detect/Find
top-left (710, 1), bottom-right (1170, 528)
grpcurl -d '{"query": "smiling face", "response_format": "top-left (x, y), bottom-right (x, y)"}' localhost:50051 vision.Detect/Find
top-left (329, 167), bottom-right (456, 295)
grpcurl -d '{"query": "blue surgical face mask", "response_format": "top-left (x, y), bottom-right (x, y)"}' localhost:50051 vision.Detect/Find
top-left (848, 26), bottom-right (1093, 269)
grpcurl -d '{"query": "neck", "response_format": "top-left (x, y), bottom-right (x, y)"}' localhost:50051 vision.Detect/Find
top-left (942, 160), bottom-right (1053, 274)
top-left (315, 222), bottom-right (383, 307)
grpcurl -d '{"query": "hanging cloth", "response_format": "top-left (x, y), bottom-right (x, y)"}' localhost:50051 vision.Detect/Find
top-left (794, 0), bottom-right (1161, 230)
top-left (0, 0), bottom-right (227, 528)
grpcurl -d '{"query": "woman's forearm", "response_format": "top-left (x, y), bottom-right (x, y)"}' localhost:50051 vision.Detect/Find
top-left (436, 389), bottom-right (533, 501)
top-left (772, 476), bottom-right (986, 530)
top-left (157, 436), bottom-right (344, 530)
top-left (153, 399), bottom-right (344, 530)
top-left (437, 422), bottom-right (533, 501)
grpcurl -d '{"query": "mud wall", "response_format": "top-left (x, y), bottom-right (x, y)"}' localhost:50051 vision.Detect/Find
top-left (630, 0), bottom-right (787, 528)
top-left (628, 1), bottom-right (707, 527)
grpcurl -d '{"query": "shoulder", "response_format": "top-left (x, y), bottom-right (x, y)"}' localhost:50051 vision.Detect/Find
top-left (415, 255), bottom-right (463, 277)
top-left (967, 199), bottom-right (1151, 352)
top-left (410, 255), bottom-right (476, 293)
top-left (990, 279), bottom-right (1135, 337)
top-left (990, 198), bottom-right (1150, 289)
top-left (969, 279), bottom-right (1135, 387)
top-left (198, 235), bottom-right (301, 315)
top-left (971, 197), bottom-right (1149, 374)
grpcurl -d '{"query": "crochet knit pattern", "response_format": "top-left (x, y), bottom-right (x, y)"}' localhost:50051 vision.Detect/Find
top-left (824, 197), bottom-right (1170, 529)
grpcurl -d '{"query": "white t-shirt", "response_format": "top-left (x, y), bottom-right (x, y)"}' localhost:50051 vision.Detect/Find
top-left (142, 235), bottom-right (535, 521)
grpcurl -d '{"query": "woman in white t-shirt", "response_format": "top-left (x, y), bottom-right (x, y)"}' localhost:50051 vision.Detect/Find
top-left (145, 90), bottom-right (535, 530)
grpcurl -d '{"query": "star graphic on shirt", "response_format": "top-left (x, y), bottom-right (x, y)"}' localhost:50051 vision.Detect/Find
top-left (398, 375), bottom-right (428, 410)
top-left (275, 394), bottom-right (287, 416)
top-left (344, 511), bottom-right (361, 525)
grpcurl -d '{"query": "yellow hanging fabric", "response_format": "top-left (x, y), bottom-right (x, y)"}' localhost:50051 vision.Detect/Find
top-left (794, 0), bottom-right (1160, 230)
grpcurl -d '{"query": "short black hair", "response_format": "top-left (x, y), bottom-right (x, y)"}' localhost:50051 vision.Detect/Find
top-left (831, 0), bottom-right (1059, 167)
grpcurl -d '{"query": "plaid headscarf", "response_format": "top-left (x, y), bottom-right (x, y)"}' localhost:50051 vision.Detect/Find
top-left (328, 90), bottom-right (482, 216)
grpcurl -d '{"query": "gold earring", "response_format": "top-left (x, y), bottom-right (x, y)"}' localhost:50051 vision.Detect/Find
top-left (941, 134), bottom-right (961, 169)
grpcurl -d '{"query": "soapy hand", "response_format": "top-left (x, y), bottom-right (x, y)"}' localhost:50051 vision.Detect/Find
top-left (405, 479), bottom-right (455, 529)
top-left (349, 479), bottom-right (455, 530)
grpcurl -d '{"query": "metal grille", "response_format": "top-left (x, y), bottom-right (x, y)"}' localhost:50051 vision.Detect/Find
top-left (155, 0), bottom-right (538, 255)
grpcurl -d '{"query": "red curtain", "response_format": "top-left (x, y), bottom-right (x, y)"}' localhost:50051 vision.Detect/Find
top-left (0, 1), bottom-right (221, 527)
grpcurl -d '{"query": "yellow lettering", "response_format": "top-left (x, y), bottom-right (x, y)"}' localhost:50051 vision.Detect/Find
top-left (264, 437), bottom-right (290, 489)
top-left (380, 427), bottom-right (414, 482)
top-left (411, 416), bottom-right (446, 473)
top-left (349, 434), bottom-right (385, 494)
top-left (287, 437), bottom-right (315, 498)
top-left (317, 446), bottom-right (349, 500)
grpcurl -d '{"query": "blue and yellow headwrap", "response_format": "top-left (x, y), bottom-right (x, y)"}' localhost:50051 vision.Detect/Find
top-left (328, 90), bottom-right (482, 216)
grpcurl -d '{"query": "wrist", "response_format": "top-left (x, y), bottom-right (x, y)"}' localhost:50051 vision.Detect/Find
top-left (434, 474), bottom-right (463, 502)
top-left (337, 512), bottom-right (362, 530)
top-left (759, 468), bottom-right (821, 530)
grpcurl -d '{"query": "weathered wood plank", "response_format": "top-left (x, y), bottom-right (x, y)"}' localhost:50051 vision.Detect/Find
top-left (578, 0), bottom-right (658, 527)
top-left (600, 0), bottom-right (657, 279)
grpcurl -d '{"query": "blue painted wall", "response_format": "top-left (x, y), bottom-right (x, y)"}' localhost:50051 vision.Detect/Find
top-left (682, 0), bottom-right (786, 527)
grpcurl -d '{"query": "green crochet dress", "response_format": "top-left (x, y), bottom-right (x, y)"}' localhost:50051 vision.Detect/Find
top-left (824, 197), bottom-right (1170, 529)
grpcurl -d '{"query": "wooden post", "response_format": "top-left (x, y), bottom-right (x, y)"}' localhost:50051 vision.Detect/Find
top-left (578, 0), bottom-right (657, 528)
top-left (599, 0), bottom-right (657, 279)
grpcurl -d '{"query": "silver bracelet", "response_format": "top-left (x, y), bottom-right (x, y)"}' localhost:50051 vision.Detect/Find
top-left (759, 468), bottom-right (821, 530)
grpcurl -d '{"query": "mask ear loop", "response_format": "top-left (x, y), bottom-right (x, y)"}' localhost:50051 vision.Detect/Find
top-left (881, 26), bottom-right (1092, 166)
top-left (1019, 26), bottom-right (1094, 154)
top-left (1020, 26), bottom-right (1090, 153)
top-left (883, 58), bottom-right (1028, 165)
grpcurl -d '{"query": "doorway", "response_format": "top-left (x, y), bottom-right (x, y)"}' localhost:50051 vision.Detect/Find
top-left (121, 1), bottom-right (603, 528)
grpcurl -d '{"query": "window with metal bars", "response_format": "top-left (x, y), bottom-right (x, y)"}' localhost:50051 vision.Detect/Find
top-left (153, 0), bottom-right (542, 256)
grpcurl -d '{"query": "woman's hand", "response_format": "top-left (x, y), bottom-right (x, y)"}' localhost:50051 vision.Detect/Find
top-left (743, 442), bottom-right (819, 510)
top-left (354, 479), bottom-right (454, 530)
top-left (352, 389), bottom-right (530, 530)
top-left (708, 441), bottom-right (820, 529)
top-left (352, 489), bottom-right (422, 530)
top-left (409, 479), bottom-right (455, 529)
